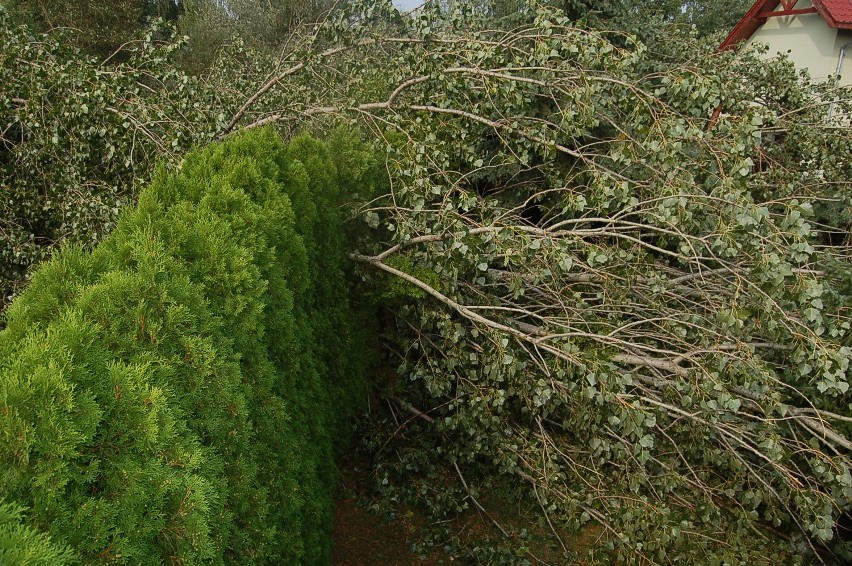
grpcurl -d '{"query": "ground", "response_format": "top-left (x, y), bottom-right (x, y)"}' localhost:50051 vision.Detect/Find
top-left (332, 495), bottom-right (452, 565)
top-left (331, 457), bottom-right (451, 565)
top-left (330, 454), bottom-right (590, 565)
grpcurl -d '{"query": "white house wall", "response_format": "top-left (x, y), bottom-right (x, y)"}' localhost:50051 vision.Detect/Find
top-left (746, 0), bottom-right (852, 85)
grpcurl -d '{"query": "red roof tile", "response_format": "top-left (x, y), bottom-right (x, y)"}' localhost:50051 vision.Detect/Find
top-left (816, 0), bottom-right (852, 26)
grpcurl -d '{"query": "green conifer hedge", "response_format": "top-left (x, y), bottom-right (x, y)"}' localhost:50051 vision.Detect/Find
top-left (0, 127), bottom-right (372, 564)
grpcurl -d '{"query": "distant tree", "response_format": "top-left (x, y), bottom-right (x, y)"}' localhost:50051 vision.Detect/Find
top-left (460, 1), bottom-right (752, 45)
top-left (679, 0), bottom-right (753, 35)
top-left (498, 0), bottom-right (753, 37)
top-left (4, 1), bottom-right (183, 56)
top-left (178, 0), bottom-right (338, 73)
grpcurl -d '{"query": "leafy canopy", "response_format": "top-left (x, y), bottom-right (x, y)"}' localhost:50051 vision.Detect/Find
top-left (208, 0), bottom-right (852, 562)
top-left (0, 11), bottom-right (222, 309)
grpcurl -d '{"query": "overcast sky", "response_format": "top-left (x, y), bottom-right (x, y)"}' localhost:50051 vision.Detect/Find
top-left (394, 0), bottom-right (424, 12)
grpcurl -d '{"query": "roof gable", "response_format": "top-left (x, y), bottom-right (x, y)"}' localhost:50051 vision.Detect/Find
top-left (721, 0), bottom-right (852, 50)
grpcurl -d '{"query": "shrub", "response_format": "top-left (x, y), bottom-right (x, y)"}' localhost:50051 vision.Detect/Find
top-left (0, 501), bottom-right (72, 566)
top-left (0, 127), bottom-right (371, 564)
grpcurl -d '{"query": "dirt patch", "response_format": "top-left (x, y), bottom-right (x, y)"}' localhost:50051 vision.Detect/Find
top-left (332, 495), bottom-right (451, 565)
top-left (330, 453), bottom-right (594, 565)
top-left (331, 456), bottom-right (451, 565)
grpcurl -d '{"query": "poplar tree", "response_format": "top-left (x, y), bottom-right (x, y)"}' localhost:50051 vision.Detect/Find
top-left (211, 1), bottom-right (852, 561)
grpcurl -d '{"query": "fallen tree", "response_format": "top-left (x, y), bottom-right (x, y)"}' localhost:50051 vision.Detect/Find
top-left (0, 12), bottom-right (223, 310)
top-left (212, 1), bottom-right (852, 562)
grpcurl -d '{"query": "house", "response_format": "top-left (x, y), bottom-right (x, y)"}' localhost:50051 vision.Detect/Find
top-left (721, 0), bottom-right (852, 85)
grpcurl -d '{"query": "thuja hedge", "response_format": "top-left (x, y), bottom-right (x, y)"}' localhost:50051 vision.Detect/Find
top-left (0, 127), bottom-right (373, 564)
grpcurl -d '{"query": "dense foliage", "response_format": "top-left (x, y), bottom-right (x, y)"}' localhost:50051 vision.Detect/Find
top-left (177, 0), bottom-right (339, 73)
top-left (0, 500), bottom-right (72, 565)
top-left (4, 0), bottom-right (182, 56)
top-left (557, 0), bottom-right (752, 36)
top-left (210, 0), bottom-right (852, 562)
top-left (0, 10), bottom-right (221, 309)
top-left (0, 128), bottom-right (372, 564)
top-left (1, 0), bottom-right (851, 563)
